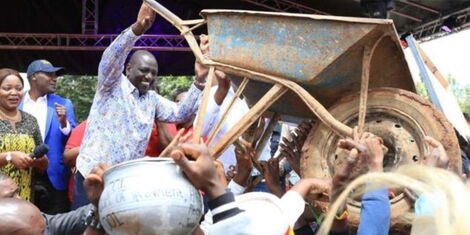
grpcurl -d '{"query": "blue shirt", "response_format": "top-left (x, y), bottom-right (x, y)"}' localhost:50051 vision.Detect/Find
top-left (358, 188), bottom-right (391, 235)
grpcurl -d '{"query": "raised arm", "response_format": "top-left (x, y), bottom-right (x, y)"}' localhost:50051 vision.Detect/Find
top-left (97, 3), bottom-right (155, 92)
top-left (193, 86), bottom-right (220, 137)
top-left (154, 84), bottom-right (202, 123)
top-left (154, 63), bottom-right (210, 123)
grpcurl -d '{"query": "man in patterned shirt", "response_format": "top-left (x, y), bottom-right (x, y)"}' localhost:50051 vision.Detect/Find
top-left (74, 2), bottom-right (207, 207)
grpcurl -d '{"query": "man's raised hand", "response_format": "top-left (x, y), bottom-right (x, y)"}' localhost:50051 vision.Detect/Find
top-left (131, 2), bottom-right (156, 36)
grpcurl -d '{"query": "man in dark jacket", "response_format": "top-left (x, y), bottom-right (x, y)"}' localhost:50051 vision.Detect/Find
top-left (0, 172), bottom-right (103, 235)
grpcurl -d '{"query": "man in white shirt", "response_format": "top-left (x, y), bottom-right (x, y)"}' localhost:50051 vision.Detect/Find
top-left (196, 73), bottom-right (272, 192)
top-left (20, 59), bottom-right (77, 214)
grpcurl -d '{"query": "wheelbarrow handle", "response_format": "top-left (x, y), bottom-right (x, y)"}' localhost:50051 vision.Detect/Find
top-left (144, 0), bottom-right (206, 62)
top-left (144, 0), bottom-right (184, 28)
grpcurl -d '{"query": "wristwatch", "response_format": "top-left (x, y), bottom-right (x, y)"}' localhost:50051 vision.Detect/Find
top-left (5, 152), bottom-right (12, 164)
top-left (194, 80), bottom-right (206, 89)
top-left (85, 207), bottom-right (104, 231)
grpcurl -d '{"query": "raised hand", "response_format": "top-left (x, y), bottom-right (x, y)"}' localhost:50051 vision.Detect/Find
top-left (131, 2), bottom-right (157, 36)
top-left (214, 69), bottom-right (230, 105)
top-left (193, 34), bottom-right (210, 85)
top-left (54, 103), bottom-right (67, 128)
top-left (338, 128), bottom-right (384, 172)
top-left (199, 34), bottom-right (209, 56)
top-left (331, 148), bottom-right (359, 202)
top-left (361, 134), bottom-right (384, 172)
top-left (279, 120), bottom-right (314, 175)
top-left (84, 163), bottom-right (111, 206)
top-left (279, 137), bottom-right (301, 175)
top-left (170, 143), bottom-right (225, 199)
top-left (214, 160), bottom-right (228, 187)
top-left (423, 136), bottom-right (449, 169)
top-left (260, 157), bottom-right (283, 197)
top-left (232, 139), bottom-right (254, 187)
top-left (290, 178), bottom-right (332, 201)
top-left (293, 120), bottom-right (314, 144)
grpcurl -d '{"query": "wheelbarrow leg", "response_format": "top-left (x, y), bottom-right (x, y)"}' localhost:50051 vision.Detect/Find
top-left (210, 83), bottom-right (288, 157)
top-left (193, 66), bottom-right (215, 143)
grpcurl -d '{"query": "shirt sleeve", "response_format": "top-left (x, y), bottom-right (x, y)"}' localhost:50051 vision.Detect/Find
top-left (194, 86), bottom-right (220, 137)
top-left (279, 190), bottom-right (306, 227)
top-left (357, 188), bottom-right (390, 235)
top-left (59, 121), bottom-right (71, 136)
top-left (154, 84), bottom-right (202, 123)
top-left (227, 180), bottom-right (246, 196)
top-left (43, 204), bottom-right (93, 235)
top-left (97, 27), bottom-right (140, 93)
top-left (65, 121), bottom-right (87, 149)
top-left (65, 98), bottom-right (77, 130)
top-left (207, 192), bottom-right (243, 224)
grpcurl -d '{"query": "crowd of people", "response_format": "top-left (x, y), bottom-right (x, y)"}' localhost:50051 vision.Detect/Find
top-left (1, 2), bottom-right (470, 235)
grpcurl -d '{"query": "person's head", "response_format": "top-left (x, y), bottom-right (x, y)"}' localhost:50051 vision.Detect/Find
top-left (174, 90), bottom-right (194, 129)
top-left (174, 90), bottom-right (187, 103)
top-left (27, 60), bottom-right (63, 95)
top-left (0, 173), bottom-right (20, 199)
top-left (0, 68), bottom-right (24, 111)
top-left (0, 198), bottom-right (46, 235)
top-left (126, 50), bottom-right (158, 95)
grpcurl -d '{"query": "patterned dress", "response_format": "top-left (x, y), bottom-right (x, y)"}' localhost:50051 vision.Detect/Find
top-left (0, 110), bottom-right (42, 201)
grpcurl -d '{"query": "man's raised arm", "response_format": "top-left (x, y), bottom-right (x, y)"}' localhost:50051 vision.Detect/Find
top-left (97, 3), bottom-right (156, 92)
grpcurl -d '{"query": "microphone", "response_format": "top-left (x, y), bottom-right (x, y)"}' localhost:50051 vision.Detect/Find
top-left (30, 144), bottom-right (49, 159)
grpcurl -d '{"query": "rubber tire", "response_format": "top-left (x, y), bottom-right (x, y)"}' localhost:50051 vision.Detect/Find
top-left (300, 87), bottom-right (460, 228)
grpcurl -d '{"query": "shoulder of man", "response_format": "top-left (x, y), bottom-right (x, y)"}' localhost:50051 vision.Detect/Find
top-left (48, 94), bottom-right (73, 105)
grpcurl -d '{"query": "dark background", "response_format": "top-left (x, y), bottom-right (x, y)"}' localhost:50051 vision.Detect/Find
top-left (1, 0), bottom-right (469, 75)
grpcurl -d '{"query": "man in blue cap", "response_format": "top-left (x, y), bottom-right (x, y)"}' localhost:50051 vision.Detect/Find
top-left (20, 59), bottom-right (77, 214)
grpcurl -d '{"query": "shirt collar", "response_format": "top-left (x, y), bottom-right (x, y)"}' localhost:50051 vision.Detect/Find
top-left (122, 76), bottom-right (150, 98)
top-left (24, 91), bottom-right (47, 103)
top-left (122, 77), bottom-right (140, 96)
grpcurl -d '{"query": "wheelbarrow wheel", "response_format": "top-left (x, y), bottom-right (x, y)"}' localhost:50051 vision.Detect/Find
top-left (300, 87), bottom-right (460, 229)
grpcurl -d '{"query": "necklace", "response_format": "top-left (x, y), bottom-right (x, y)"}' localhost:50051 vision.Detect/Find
top-left (0, 109), bottom-right (20, 123)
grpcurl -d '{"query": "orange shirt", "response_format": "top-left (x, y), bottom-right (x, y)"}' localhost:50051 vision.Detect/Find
top-left (145, 122), bottom-right (178, 157)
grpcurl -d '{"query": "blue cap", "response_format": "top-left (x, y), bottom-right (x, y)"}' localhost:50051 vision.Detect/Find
top-left (26, 60), bottom-right (64, 78)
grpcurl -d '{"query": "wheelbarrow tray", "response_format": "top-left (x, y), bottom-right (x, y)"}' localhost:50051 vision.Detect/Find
top-left (201, 10), bottom-right (415, 119)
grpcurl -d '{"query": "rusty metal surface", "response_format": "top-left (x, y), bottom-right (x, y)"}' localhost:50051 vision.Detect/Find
top-left (201, 10), bottom-right (415, 120)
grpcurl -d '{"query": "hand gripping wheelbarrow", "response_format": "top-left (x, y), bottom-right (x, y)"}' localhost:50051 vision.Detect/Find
top-left (145, 0), bottom-right (460, 230)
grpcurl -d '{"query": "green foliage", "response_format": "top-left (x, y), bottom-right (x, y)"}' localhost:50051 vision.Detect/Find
top-left (156, 75), bottom-right (193, 100)
top-left (415, 74), bottom-right (470, 113)
top-left (54, 75), bottom-right (194, 122)
top-left (55, 75), bottom-right (97, 123)
top-left (448, 75), bottom-right (470, 113)
top-left (415, 81), bottom-right (429, 100)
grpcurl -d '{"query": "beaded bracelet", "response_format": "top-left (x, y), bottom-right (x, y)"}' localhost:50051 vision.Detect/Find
top-left (325, 207), bottom-right (349, 221)
top-left (194, 80), bottom-right (206, 88)
top-left (335, 210), bottom-right (349, 220)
